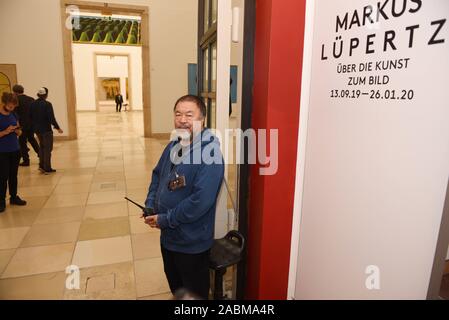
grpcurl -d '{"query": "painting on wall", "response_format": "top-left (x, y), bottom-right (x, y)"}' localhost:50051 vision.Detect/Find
top-left (0, 64), bottom-right (18, 97)
top-left (72, 16), bottom-right (142, 46)
top-left (99, 78), bottom-right (120, 101)
top-left (126, 77), bottom-right (129, 101)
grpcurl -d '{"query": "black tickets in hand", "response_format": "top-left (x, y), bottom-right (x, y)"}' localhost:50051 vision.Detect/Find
top-left (124, 197), bottom-right (154, 217)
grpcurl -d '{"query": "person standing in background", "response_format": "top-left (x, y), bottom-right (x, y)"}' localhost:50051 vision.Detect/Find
top-left (0, 92), bottom-right (27, 213)
top-left (30, 87), bottom-right (63, 174)
top-left (115, 93), bottom-right (124, 112)
top-left (12, 84), bottom-right (40, 167)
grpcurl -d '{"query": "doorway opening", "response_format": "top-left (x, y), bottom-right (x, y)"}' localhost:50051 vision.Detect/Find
top-left (60, 0), bottom-right (151, 139)
top-left (94, 54), bottom-right (132, 113)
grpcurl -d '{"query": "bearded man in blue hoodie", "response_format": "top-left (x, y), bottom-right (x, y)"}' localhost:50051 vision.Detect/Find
top-left (144, 95), bottom-right (224, 299)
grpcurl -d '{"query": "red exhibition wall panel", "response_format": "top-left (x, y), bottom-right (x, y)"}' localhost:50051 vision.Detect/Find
top-left (246, 0), bottom-right (307, 299)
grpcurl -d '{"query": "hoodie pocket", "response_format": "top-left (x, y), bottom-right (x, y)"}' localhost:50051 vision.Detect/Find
top-left (164, 226), bottom-right (184, 244)
top-left (178, 223), bottom-right (209, 243)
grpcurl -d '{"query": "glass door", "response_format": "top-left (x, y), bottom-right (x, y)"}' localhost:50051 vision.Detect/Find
top-left (198, 0), bottom-right (232, 240)
top-left (198, 0), bottom-right (218, 128)
top-left (198, 0), bottom-right (248, 300)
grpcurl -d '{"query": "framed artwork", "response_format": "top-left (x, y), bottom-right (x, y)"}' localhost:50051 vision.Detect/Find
top-left (99, 77), bottom-right (120, 100)
top-left (0, 64), bottom-right (18, 96)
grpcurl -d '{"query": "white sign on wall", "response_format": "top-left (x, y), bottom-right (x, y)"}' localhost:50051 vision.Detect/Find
top-left (293, 0), bottom-right (449, 299)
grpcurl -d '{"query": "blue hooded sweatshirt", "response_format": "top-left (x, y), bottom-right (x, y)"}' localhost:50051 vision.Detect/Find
top-left (145, 128), bottom-right (224, 254)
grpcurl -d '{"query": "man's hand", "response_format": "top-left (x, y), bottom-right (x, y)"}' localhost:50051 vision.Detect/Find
top-left (57, 128), bottom-right (63, 134)
top-left (143, 214), bottom-right (160, 229)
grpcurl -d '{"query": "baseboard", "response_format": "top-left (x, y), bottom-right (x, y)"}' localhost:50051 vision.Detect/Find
top-left (151, 133), bottom-right (171, 140)
top-left (54, 136), bottom-right (72, 141)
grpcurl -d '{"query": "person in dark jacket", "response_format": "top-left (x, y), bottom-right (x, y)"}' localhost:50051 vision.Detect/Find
top-left (144, 95), bottom-right (224, 299)
top-left (12, 85), bottom-right (40, 166)
top-left (30, 87), bottom-right (63, 174)
top-left (0, 92), bottom-right (27, 213)
top-left (115, 93), bottom-right (124, 112)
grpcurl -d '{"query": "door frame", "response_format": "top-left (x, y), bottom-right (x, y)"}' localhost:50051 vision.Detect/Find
top-left (198, 0), bottom-right (256, 300)
top-left (93, 53), bottom-right (132, 112)
top-left (236, 0), bottom-right (256, 300)
top-left (60, 0), bottom-right (151, 139)
top-left (197, 0), bottom-right (218, 128)
top-left (197, 0), bottom-right (257, 300)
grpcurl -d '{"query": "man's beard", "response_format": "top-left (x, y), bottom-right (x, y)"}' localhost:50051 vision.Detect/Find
top-left (174, 128), bottom-right (192, 146)
top-left (174, 120), bottom-right (203, 145)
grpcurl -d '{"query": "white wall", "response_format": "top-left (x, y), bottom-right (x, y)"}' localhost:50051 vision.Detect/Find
top-left (0, 0), bottom-right (69, 135)
top-left (97, 55), bottom-right (129, 78)
top-left (146, 0), bottom-right (198, 133)
top-left (0, 0), bottom-right (198, 136)
top-left (291, 0), bottom-right (449, 299)
top-left (72, 44), bottom-right (143, 110)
